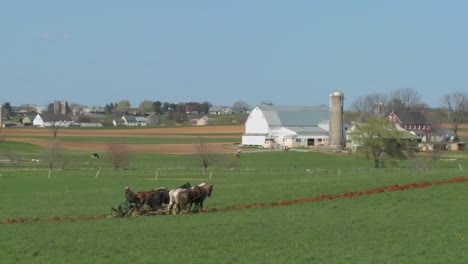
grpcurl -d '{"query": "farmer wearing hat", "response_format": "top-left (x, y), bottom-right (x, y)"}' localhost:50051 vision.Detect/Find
top-left (112, 186), bottom-right (140, 216)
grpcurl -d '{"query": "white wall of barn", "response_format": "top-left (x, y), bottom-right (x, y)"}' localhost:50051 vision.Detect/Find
top-left (241, 135), bottom-right (267, 146)
top-left (32, 115), bottom-right (44, 127)
top-left (244, 107), bottom-right (269, 134)
top-left (270, 126), bottom-right (295, 146)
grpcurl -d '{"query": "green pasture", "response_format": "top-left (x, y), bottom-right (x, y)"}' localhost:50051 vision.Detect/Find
top-left (1, 139), bottom-right (468, 264)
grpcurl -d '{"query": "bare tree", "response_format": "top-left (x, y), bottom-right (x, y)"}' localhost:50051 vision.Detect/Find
top-left (42, 113), bottom-right (70, 139)
top-left (194, 138), bottom-right (214, 173)
top-left (232, 101), bottom-right (251, 114)
top-left (50, 116), bottom-right (63, 140)
top-left (387, 88), bottom-right (423, 112)
top-left (441, 91), bottom-right (468, 139)
top-left (350, 93), bottom-right (388, 121)
top-left (107, 143), bottom-right (129, 170)
top-left (46, 139), bottom-right (63, 170)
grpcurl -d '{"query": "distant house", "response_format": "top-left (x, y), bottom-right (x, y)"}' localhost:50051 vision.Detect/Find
top-left (112, 119), bottom-right (126, 126)
top-left (388, 111), bottom-right (432, 140)
top-left (190, 115), bottom-right (210, 126)
top-left (135, 116), bottom-right (147, 126)
top-left (76, 123), bottom-right (104, 127)
top-left (81, 106), bottom-right (105, 116)
top-left (185, 105), bottom-right (200, 115)
top-left (120, 115), bottom-right (147, 126)
top-left (432, 127), bottom-right (455, 143)
top-left (209, 106), bottom-right (232, 115)
top-left (121, 115), bottom-right (138, 126)
top-left (33, 114), bottom-right (73, 127)
top-left (22, 114), bottom-right (37, 126)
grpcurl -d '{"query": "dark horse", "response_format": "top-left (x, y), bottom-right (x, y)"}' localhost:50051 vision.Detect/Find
top-left (188, 183), bottom-right (213, 213)
top-left (147, 188), bottom-right (169, 210)
top-left (141, 182), bottom-right (191, 211)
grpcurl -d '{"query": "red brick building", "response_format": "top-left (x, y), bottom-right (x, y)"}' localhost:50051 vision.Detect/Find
top-left (388, 111), bottom-right (432, 139)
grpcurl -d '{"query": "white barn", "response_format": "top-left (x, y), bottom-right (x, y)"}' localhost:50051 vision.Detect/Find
top-left (33, 114), bottom-right (73, 128)
top-left (242, 91), bottom-right (346, 149)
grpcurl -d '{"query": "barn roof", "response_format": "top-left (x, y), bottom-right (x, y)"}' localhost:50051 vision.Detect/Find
top-left (123, 115), bottom-right (137, 122)
top-left (392, 111), bottom-right (430, 124)
top-left (37, 113), bottom-right (73, 122)
top-left (258, 105), bottom-right (329, 127)
top-left (286, 126), bottom-right (329, 134)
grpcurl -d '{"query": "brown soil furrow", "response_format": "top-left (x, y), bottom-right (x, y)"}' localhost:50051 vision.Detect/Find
top-left (2, 177), bottom-right (467, 224)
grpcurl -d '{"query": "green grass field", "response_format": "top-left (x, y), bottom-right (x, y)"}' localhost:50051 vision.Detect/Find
top-left (1, 137), bottom-right (468, 264)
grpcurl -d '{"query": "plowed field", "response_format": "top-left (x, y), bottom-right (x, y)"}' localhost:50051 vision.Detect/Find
top-left (0, 126), bottom-right (245, 154)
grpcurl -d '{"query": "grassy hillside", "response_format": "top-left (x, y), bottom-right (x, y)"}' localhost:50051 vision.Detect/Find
top-left (1, 138), bottom-right (467, 264)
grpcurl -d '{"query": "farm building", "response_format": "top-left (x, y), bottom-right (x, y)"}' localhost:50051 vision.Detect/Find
top-left (388, 111), bottom-right (432, 140)
top-left (119, 115), bottom-right (147, 127)
top-left (190, 115), bottom-right (210, 126)
top-left (209, 106), bottom-right (233, 115)
top-left (242, 91), bottom-right (346, 149)
top-left (22, 114), bottom-right (37, 126)
top-left (33, 114), bottom-right (73, 127)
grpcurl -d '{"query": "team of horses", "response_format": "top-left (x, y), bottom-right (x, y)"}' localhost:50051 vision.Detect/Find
top-left (133, 182), bottom-right (214, 215)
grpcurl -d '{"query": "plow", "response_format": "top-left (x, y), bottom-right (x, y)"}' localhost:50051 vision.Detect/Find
top-left (111, 200), bottom-right (167, 217)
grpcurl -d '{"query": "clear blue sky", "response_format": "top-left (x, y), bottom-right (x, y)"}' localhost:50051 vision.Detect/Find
top-left (1, 1), bottom-right (467, 110)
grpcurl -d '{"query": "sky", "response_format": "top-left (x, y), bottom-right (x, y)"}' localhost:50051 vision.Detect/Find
top-left (1, 1), bottom-right (467, 110)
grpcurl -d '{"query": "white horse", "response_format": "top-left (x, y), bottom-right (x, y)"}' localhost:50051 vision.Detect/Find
top-left (167, 188), bottom-right (186, 214)
top-left (167, 182), bottom-right (191, 214)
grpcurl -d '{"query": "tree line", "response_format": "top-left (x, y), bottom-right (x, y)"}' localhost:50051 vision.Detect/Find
top-left (348, 88), bottom-right (468, 168)
top-left (348, 88), bottom-right (468, 137)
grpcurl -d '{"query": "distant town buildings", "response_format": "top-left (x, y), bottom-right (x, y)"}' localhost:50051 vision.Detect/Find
top-left (53, 100), bottom-right (68, 115)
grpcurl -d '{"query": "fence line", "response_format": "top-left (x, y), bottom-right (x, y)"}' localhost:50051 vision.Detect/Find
top-left (1, 163), bottom-right (466, 180)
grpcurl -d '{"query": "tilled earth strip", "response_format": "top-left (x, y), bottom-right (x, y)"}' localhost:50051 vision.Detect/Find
top-left (2, 176), bottom-right (467, 224)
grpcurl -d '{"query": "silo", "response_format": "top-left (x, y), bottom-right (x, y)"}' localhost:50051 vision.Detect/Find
top-left (329, 90), bottom-right (344, 149)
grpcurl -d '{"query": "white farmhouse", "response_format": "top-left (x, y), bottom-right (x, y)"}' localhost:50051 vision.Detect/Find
top-left (33, 114), bottom-right (73, 128)
top-left (242, 91), bottom-right (346, 149)
top-left (120, 115), bottom-right (147, 127)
